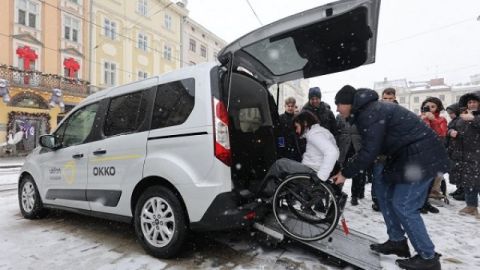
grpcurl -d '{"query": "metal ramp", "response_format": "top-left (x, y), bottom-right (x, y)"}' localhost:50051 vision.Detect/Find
top-left (253, 214), bottom-right (382, 270)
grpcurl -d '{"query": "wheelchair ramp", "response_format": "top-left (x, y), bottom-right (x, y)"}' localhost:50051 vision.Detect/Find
top-left (253, 214), bottom-right (382, 270)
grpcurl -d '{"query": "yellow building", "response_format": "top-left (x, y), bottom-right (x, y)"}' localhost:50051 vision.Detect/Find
top-left (90, 0), bottom-right (188, 89)
top-left (0, 0), bottom-right (90, 156)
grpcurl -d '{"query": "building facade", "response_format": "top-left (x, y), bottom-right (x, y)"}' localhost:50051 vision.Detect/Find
top-left (182, 17), bottom-right (227, 66)
top-left (90, 0), bottom-right (188, 90)
top-left (0, 0), bottom-right (90, 156)
top-left (374, 77), bottom-right (480, 115)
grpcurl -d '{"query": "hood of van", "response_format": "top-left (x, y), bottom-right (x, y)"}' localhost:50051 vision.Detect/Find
top-left (218, 0), bottom-right (381, 85)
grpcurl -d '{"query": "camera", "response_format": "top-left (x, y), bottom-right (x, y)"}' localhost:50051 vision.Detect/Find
top-left (421, 106), bottom-right (430, 113)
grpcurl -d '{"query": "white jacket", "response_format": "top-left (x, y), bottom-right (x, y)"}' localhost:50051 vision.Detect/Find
top-left (301, 124), bottom-right (340, 180)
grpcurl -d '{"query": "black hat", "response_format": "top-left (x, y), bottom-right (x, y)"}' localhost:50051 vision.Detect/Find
top-left (335, 85), bottom-right (356, 105)
top-left (459, 92), bottom-right (480, 108)
top-left (308, 87), bottom-right (322, 100)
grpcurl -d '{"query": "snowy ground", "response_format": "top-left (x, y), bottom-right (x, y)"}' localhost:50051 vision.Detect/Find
top-left (0, 169), bottom-right (479, 270)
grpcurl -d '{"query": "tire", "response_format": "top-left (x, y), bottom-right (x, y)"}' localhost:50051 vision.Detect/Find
top-left (272, 175), bottom-right (340, 241)
top-left (134, 186), bottom-right (188, 259)
top-left (18, 175), bottom-right (48, 219)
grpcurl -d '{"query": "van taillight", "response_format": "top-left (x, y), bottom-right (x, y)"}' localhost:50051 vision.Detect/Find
top-left (213, 98), bottom-right (231, 166)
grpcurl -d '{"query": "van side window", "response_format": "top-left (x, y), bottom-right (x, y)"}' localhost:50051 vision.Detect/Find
top-left (104, 91), bottom-right (148, 137)
top-left (61, 103), bottom-right (99, 147)
top-left (151, 78), bottom-right (195, 129)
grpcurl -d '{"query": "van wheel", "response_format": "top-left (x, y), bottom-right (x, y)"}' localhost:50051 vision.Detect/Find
top-left (18, 175), bottom-right (48, 219)
top-left (134, 186), bottom-right (188, 258)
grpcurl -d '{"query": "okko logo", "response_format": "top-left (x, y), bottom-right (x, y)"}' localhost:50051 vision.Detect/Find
top-left (93, 166), bottom-right (116, 176)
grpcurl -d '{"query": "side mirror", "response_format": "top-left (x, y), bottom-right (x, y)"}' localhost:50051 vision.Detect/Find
top-left (39, 135), bottom-right (60, 150)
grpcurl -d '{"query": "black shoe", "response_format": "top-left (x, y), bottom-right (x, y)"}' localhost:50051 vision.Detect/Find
top-left (372, 202), bottom-right (380, 212)
top-left (449, 188), bottom-right (460, 197)
top-left (370, 239), bottom-right (411, 258)
top-left (421, 202), bottom-right (439, 214)
top-left (351, 197), bottom-right (359, 206)
top-left (452, 192), bottom-right (465, 201)
top-left (358, 193), bottom-right (365, 199)
top-left (396, 253), bottom-right (441, 270)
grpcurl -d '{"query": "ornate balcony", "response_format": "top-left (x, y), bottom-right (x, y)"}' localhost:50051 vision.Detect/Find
top-left (0, 64), bottom-right (90, 97)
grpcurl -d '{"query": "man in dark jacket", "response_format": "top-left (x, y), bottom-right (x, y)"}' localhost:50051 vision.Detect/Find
top-left (332, 87), bottom-right (448, 270)
top-left (302, 87), bottom-right (338, 136)
top-left (445, 103), bottom-right (464, 200)
top-left (335, 102), bottom-right (365, 206)
top-left (278, 97), bottom-right (302, 161)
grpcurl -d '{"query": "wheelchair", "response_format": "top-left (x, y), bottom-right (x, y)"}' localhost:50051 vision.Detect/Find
top-left (268, 174), bottom-right (348, 241)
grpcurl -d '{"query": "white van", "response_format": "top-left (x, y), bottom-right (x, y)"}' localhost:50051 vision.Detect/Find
top-left (18, 0), bottom-right (380, 258)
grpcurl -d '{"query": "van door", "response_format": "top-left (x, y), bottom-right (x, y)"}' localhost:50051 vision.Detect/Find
top-left (86, 88), bottom-right (154, 215)
top-left (217, 0), bottom-right (380, 85)
top-left (39, 102), bottom-right (99, 210)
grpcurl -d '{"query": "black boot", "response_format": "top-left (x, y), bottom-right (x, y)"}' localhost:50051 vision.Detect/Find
top-left (351, 196), bottom-right (359, 206)
top-left (396, 253), bottom-right (441, 270)
top-left (449, 187), bottom-right (462, 196)
top-left (372, 202), bottom-right (380, 212)
top-left (452, 189), bottom-right (465, 201)
top-left (421, 202), bottom-right (439, 214)
top-left (370, 239), bottom-right (411, 258)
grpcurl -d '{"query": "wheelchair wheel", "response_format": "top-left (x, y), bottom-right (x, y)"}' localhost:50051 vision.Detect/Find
top-left (272, 175), bottom-right (340, 241)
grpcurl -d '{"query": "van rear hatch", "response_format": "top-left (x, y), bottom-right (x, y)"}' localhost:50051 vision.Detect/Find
top-left (217, 0), bottom-right (380, 85)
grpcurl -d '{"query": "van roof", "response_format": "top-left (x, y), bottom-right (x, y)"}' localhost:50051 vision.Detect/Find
top-left (79, 62), bottom-right (218, 106)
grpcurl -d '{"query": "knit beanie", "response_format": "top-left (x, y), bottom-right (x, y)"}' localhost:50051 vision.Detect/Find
top-left (308, 87), bottom-right (322, 100)
top-left (335, 85), bottom-right (356, 105)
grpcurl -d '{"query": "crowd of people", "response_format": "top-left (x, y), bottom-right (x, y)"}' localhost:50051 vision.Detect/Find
top-left (275, 85), bottom-right (480, 270)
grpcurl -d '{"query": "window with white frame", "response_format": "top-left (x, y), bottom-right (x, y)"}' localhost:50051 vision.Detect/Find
top-left (164, 14), bottom-right (172, 30)
top-left (68, 0), bottom-right (80, 4)
top-left (414, 96), bottom-right (419, 103)
top-left (138, 33), bottom-right (148, 51)
top-left (400, 96), bottom-right (406, 104)
top-left (104, 18), bottom-right (116, 40)
top-left (439, 94), bottom-right (445, 101)
top-left (17, 0), bottom-right (39, 28)
top-left (213, 51), bottom-right (218, 59)
top-left (163, 45), bottom-right (172, 60)
top-left (189, 39), bottom-right (196, 52)
top-left (104, 61), bottom-right (116, 86)
top-left (138, 0), bottom-right (148, 16)
top-left (64, 15), bottom-right (80, 42)
top-left (138, 71), bottom-right (148, 80)
top-left (200, 45), bottom-right (207, 58)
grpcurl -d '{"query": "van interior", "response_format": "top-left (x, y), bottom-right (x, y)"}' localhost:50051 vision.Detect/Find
top-left (221, 72), bottom-right (280, 195)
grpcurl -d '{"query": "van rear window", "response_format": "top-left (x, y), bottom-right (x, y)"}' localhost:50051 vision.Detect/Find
top-left (239, 108), bottom-right (262, 132)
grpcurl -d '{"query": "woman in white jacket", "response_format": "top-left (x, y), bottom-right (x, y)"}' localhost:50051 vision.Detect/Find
top-left (263, 110), bottom-right (340, 185)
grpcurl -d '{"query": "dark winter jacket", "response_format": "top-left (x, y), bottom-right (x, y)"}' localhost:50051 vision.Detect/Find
top-left (336, 115), bottom-right (362, 164)
top-left (278, 112), bottom-right (302, 161)
top-left (446, 103), bottom-right (461, 149)
top-left (302, 102), bottom-right (338, 137)
top-left (448, 93), bottom-right (480, 188)
top-left (341, 89), bottom-right (450, 183)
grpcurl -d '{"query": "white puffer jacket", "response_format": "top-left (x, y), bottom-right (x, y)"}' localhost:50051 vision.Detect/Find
top-left (301, 124), bottom-right (340, 180)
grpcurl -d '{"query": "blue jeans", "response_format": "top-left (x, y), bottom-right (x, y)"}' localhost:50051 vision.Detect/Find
top-left (465, 187), bottom-right (480, 207)
top-left (373, 176), bottom-right (435, 259)
top-left (371, 163), bottom-right (385, 201)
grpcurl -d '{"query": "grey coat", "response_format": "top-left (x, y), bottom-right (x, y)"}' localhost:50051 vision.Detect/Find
top-left (336, 115), bottom-right (362, 164)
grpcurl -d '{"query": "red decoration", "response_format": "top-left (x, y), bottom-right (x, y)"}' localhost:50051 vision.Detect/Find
top-left (63, 58), bottom-right (80, 78)
top-left (16, 46), bottom-right (38, 84)
top-left (16, 46), bottom-right (38, 71)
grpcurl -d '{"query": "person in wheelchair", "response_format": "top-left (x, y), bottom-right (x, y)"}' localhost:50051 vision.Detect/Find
top-left (261, 111), bottom-right (346, 241)
top-left (265, 110), bottom-right (339, 184)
